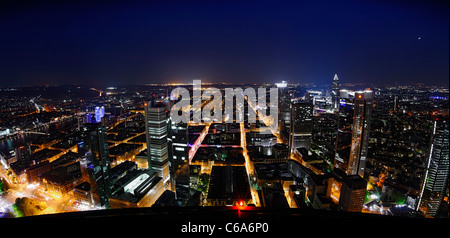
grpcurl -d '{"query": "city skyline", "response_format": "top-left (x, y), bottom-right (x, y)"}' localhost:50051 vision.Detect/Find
top-left (0, 0), bottom-right (449, 87)
top-left (0, 77), bottom-right (448, 220)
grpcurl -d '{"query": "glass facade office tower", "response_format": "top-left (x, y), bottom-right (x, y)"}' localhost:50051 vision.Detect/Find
top-left (346, 90), bottom-right (374, 177)
top-left (335, 89), bottom-right (373, 178)
top-left (145, 102), bottom-right (171, 189)
top-left (277, 81), bottom-right (291, 139)
top-left (332, 74), bottom-right (340, 112)
top-left (289, 102), bottom-right (313, 151)
top-left (95, 106), bottom-right (105, 123)
top-left (312, 113), bottom-right (338, 159)
top-left (335, 90), bottom-right (354, 171)
top-left (170, 121), bottom-right (190, 205)
top-left (82, 123), bottom-right (112, 209)
top-left (417, 118), bottom-right (449, 217)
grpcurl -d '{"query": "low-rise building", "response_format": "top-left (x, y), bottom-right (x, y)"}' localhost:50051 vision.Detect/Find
top-left (110, 170), bottom-right (164, 208)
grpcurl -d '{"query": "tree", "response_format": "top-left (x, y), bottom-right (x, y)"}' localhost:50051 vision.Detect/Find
top-left (14, 197), bottom-right (48, 216)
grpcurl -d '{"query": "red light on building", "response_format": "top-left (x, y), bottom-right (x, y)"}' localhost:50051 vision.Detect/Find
top-left (236, 201), bottom-right (246, 209)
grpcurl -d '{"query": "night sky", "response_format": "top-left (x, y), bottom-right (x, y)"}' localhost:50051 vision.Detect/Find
top-left (0, 0), bottom-right (448, 87)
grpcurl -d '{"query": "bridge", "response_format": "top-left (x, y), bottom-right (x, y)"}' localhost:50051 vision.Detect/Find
top-left (23, 131), bottom-right (49, 135)
top-left (0, 130), bottom-right (50, 141)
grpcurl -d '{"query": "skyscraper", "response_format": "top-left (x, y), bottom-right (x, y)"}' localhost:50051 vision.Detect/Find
top-left (277, 81), bottom-right (291, 139)
top-left (145, 101), bottom-right (171, 189)
top-left (82, 123), bottom-right (112, 209)
top-left (347, 90), bottom-right (374, 177)
top-left (312, 113), bottom-right (338, 157)
top-left (95, 106), bottom-right (105, 123)
top-left (335, 90), bottom-right (353, 171)
top-left (289, 102), bottom-right (313, 151)
top-left (332, 74), bottom-right (340, 112)
top-left (417, 117), bottom-right (449, 217)
top-left (393, 95), bottom-right (399, 113)
top-left (170, 121), bottom-right (191, 205)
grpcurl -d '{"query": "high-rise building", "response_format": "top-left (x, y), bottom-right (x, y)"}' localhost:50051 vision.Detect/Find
top-left (277, 81), bottom-right (291, 140)
top-left (338, 174), bottom-right (367, 212)
top-left (417, 117), bottom-right (449, 217)
top-left (82, 123), bottom-right (112, 209)
top-left (95, 106), bottom-right (105, 123)
top-left (335, 90), bottom-right (353, 171)
top-left (331, 74), bottom-right (340, 112)
top-left (312, 113), bottom-right (338, 157)
top-left (289, 102), bottom-right (313, 151)
top-left (170, 121), bottom-right (191, 205)
top-left (393, 95), bottom-right (399, 113)
top-left (145, 101), bottom-right (171, 189)
top-left (347, 90), bottom-right (374, 177)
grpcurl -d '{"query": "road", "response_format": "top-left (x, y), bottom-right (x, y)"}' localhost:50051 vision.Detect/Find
top-left (188, 123), bottom-right (212, 163)
top-left (244, 95), bottom-right (282, 143)
top-left (240, 122), bottom-right (260, 207)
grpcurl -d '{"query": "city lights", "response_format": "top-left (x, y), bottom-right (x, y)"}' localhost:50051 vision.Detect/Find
top-left (0, 0), bottom-right (448, 227)
top-left (0, 71), bottom-right (447, 222)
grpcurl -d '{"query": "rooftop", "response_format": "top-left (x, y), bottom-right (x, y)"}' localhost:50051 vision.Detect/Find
top-left (343, 175), bottom-right (367, 189)
top-left (207, 166), bottom-right (251, 202)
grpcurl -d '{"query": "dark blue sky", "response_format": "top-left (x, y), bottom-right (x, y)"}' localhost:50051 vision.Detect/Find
top-left (0, 0), bottom-right (448, 86)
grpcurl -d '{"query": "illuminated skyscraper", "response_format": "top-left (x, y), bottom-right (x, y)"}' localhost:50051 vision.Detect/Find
top-left (95, 106), bottom-right (105, 123)
top-left (417, 118), bottom-right (449, 217)
top-left (170, 121), bottom-right (190, 205)
top-left (393, 95), bottom-right (399, 113)
top-left (145, 101), bottom-right (171, 189)
top-left (312, 112), bottom-right (338, 156)
top-left (277, 81), bottom-right (291, 139)
top-left (335, 89), bottom-right (373, 177)
top-left (289, 102), bottom-right (313, 151)
top-left (335, 90), bottom-right (353, 171)
top-left (331, 74), bottom-right (340, 112)
top-left (347, 90), bottom-right (374, 177)
top-left (82, 123), bottom-right (112, 209)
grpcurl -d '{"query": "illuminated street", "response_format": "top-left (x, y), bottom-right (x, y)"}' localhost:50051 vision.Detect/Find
top-left (240, 122), bottom-right (260, 207)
